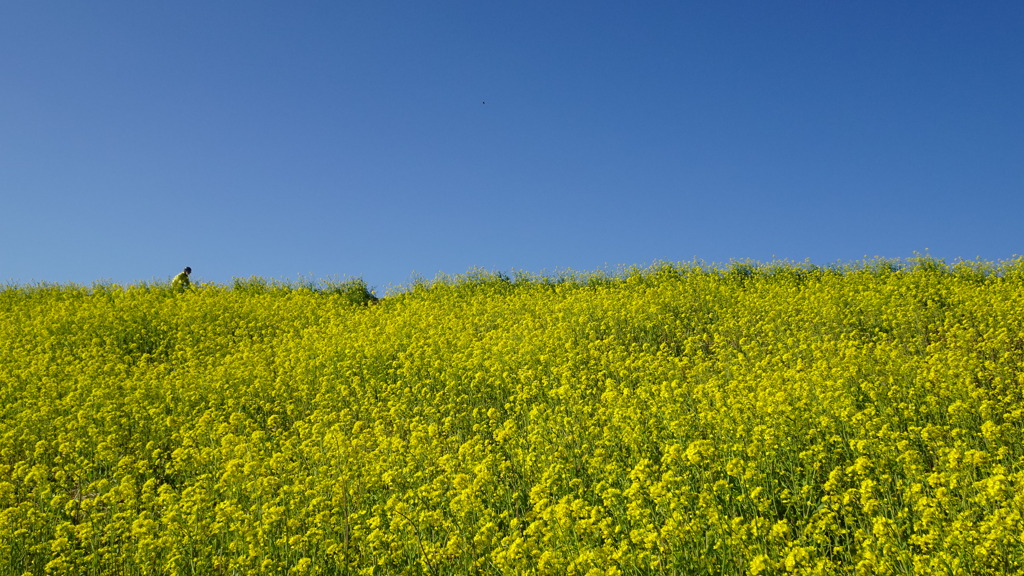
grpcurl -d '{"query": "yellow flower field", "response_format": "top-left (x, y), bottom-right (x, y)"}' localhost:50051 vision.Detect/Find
top-left (2, 259), bottom-right (1023, 575)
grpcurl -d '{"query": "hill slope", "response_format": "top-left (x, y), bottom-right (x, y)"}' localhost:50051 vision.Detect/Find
top-left (2, 260), bottom-right (1023, 574)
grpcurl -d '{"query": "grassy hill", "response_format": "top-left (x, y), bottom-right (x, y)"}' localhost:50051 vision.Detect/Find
top-left (2, 259), bottom-right (1023, 575)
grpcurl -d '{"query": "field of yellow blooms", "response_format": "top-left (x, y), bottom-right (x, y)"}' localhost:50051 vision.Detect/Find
top-left (2, 259), bottom-right (1024, 575)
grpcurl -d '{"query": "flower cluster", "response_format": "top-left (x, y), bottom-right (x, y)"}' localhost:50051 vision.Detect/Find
top-left (1, 259), bottom-right (1023, 574)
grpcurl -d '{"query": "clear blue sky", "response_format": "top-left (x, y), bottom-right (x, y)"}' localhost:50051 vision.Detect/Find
top-left (3, 2), bottom-right (1022, 291)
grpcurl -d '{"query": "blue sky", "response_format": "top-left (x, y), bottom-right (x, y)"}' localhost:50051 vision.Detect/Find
top-left (3, 2), bottom-right (1022, 292)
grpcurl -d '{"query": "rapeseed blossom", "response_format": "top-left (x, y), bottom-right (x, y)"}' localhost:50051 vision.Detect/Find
top-left (1, 259), bottom-right (1023, 574)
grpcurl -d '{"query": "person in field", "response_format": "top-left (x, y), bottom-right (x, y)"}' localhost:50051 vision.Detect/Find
top-left (172, 267), bottom-right (192, 291)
